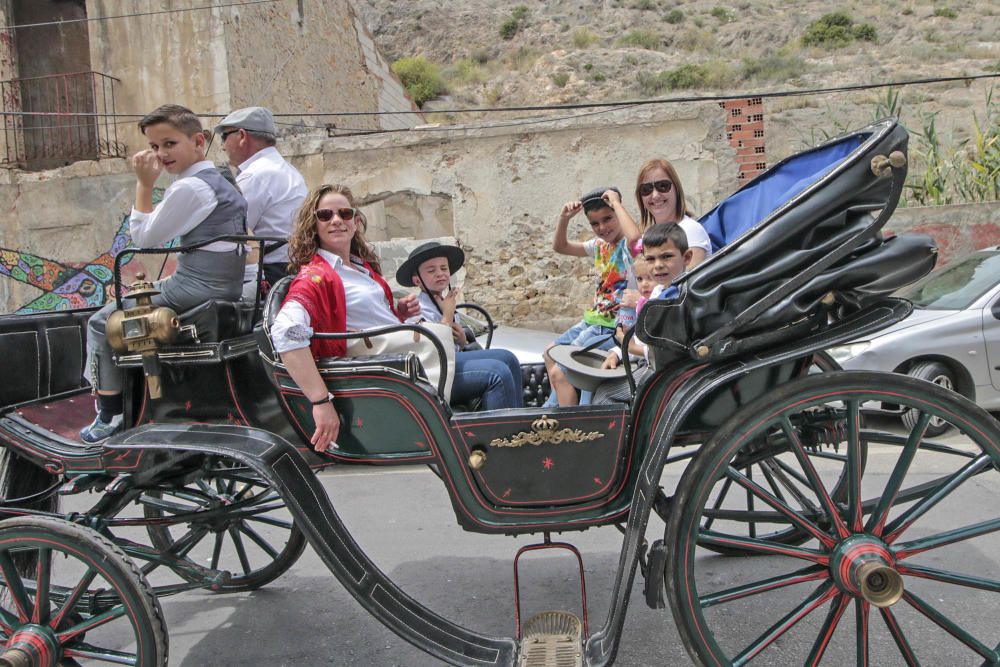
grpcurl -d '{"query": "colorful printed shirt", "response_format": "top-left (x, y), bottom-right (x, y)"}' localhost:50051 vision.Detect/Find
top-left (581, 237), bottom-right (636, 328)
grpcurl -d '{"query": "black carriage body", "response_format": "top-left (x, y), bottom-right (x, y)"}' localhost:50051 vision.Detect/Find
top-left (0, 118), bottom-right (958, 667)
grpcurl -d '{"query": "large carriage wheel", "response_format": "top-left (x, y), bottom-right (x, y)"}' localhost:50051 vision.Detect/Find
top-left (665, 371), bottom-right (1000, 665)
top-left (140, 459), bottom-right (306, 593)
top-left (697, 352), bottom-right (858, 555)
top-left (0, 516), bottom-right (167, 666)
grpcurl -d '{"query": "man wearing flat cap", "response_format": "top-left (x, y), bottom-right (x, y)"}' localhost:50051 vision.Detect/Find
top-left (215, 106), bottom-right (307, 293)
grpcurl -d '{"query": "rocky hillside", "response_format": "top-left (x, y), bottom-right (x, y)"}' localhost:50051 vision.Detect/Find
top-left (357, 0), bottom-right (999, 178)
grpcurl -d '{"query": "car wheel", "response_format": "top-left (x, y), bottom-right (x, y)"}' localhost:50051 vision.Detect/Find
top-left (902, 361), bottom-right (956, 436)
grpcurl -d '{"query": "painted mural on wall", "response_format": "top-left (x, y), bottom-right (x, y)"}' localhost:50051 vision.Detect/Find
top-left (1, 189), bottom-right (174, 314)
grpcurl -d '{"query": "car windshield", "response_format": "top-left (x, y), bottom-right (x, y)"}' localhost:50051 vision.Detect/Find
top-left (900, 250), bottom-right (1000, 310)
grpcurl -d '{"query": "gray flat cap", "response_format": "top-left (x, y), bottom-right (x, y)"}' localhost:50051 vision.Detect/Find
top-left (214, 106), bottom-right (277, 136)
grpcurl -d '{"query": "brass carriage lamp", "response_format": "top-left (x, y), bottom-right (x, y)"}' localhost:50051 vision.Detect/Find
top-left (106, 273), bottom-right (180, 399)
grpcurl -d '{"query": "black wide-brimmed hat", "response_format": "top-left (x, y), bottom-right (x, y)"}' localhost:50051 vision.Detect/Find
top-left (395, 241), bottom-right (465, 287)
top-left (547, 344), bottom-right (627, 393)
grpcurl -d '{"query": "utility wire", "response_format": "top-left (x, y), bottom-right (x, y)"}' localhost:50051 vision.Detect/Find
top-left (2, 0), bottom-right (279, 31)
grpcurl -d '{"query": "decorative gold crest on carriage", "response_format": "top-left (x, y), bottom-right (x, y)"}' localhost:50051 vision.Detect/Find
top-left (488, 415), bottom-right (605, 448)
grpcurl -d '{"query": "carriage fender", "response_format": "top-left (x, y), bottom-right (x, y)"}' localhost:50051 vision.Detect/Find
top-left (105, 423), bottom-right (518, 667)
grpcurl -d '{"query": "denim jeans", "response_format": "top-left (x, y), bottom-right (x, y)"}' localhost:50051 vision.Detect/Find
top-left (452, 348), bottom-right (524, 411)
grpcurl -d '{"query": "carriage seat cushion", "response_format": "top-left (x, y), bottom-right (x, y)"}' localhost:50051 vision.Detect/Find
top-left (176, 299), bottom-right (256, 344)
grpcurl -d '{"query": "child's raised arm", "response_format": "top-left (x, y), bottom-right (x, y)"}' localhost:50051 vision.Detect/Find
top-left (552, 200), bottom-right (588, 257)
top-left (604, 189), bottom-right (642, 245)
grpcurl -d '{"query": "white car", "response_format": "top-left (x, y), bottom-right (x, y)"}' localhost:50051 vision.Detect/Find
top-left (828, 245), bottom-right (1000, 434)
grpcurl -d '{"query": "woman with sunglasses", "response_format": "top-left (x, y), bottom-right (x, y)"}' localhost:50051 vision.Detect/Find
top-left (623, 158), bottom-right (712, 267)
top-left (269, 184), bottom-right (421, 452)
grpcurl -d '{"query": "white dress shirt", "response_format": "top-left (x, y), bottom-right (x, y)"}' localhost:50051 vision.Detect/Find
top-left (129, 160), bottom-right (238, 252)
top-left (271, 249), bottom-right (401, 353)
top-left (236, 147), bottom-right (308, 281)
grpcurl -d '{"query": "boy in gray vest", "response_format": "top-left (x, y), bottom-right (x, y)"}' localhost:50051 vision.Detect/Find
top-left (81, 104), bottom-right (248, 442)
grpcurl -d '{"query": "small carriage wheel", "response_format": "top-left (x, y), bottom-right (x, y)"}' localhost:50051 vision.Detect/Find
top-left (665, 371), bottom-right (1000, 666)
top-left (903, 361), bottom-right (957, 437)
top-left (140, 460), bottom-right (306, 593)
top-left (0, 516), bottom-right (168, 667)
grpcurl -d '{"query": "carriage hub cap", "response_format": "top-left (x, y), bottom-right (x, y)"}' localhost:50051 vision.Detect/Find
top-left (1, 624), bottom-right (61, 667)
top-left (829, 535), bottom-right (903, 607)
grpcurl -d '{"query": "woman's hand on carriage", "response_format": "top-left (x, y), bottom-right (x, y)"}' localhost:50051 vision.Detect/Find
top-left (450, 323), bottom-right (468, 346)
top-left (310, 400), bottom-right (340, 452)
top-left (395, 293), bottom-right (421, 320)
top-left (602, 351), bottom-right (621, 369)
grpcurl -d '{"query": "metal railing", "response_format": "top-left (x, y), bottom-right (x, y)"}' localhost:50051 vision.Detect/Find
top-left (0, 71), bottom-right (126, 169)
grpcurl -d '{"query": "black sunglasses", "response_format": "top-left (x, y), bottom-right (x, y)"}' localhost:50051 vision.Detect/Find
top-left (315, 207), bottom-right (357, 222)
top-left (220, 129), bottom-right (241, 141)
top-left (638, 179), bottom-right (674, 197)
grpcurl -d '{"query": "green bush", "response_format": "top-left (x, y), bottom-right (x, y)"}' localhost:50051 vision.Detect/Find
top-left (631, 0), bottom-right (656, 9)
top-left (590, 71), bottom-right (607, 83)
top-left (664, 8), bottom-right (684, 24)
top-left (571, 27), bottom-right (598, 49)
top-left (636, 62), bottom-right (734, 95)
top-left (618, 29), bottom-right (662, 50)
top-left (500, 17), bottom-right (519, 39)
top-left (801, 11), bottom-right (877, 48)
top-left (449, 58), bottom-right (486, 85)
top-left (933, 6), bottom-right (958, 18)
top-left (741, 53), bottom-right (808, 82)
top-left (710, 6), bottom-right (735, 22)
top-left (551, 72), bottom-right (570, 88)
top-left (391, 57), bottom-right (448, 108)
top-left (512, 5), bottom-right (529, 21)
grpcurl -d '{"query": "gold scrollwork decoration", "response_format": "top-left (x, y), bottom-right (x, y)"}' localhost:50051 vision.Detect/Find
top-left (488, 415), bottom-right (604, 448)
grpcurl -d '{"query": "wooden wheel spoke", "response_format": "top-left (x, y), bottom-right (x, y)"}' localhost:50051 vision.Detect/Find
top-left (237, 523), bottom-right (279, 559)
top-left (764, 458), bottom-right (822, 515)
top-left (698, 530), bottom-right (828, 564)
top-left (867, 412), bottom-right (929, 536)
top-left (244, 513), bottom-right (294, 530)
top-left (805, 593), bottom-right (851, 666)
top-left (0, 605), bottom-right (18, 635)
top-left (759, 461), bottom-right (789, 504)
top-left (884, 455), bottom-right (993, 544)
top-left (879, 605), bottom-right (921, 666)
top-left (50, 567), bottom-right (98, 631)
top-left (57, 605), bottom-right (127, 643)
top-left (902, 590), bottom-right (999, 661)
top-left (781, 417), bottom-right (850, 539)
top-left (701, 565), bottom-right (827, 608)
top-left (228, 526), bottom-right (253, 576)
top-left (702, 476), bottom-right (734, 531)
top-left (732, 582), bottom-right (837, 665)
top-left (32, 547), bottom-right (51, 625)
top-left (62, 641), bottom-right (139, 665)
top-left (855, 598), bottom-right (870, 667)
top-left (845, 400), bottom-right (865, 533)
top-left (0, 549), bottom-right (34, 623)
top-left (725, 466), bottom-right (836, 547)
top-left (897, 563), bottom-right (1000, 593)
top-left (894, 518), bottom-right (1000, 559)
top-left (210, 532), bottom-right (224, 571)
top-left (137, 495), bottom-right (198, 516)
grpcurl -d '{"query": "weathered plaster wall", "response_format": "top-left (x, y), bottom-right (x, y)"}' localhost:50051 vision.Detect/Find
top-left (885, 201), bottom-right (1000, 265)
top-left (85, 0), bottom-right (417, 154)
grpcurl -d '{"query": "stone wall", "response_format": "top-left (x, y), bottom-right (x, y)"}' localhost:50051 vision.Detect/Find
top-left (885, 201), bottom-right (1000, 266)
top-left (84, 0), bottom-right (418, 154)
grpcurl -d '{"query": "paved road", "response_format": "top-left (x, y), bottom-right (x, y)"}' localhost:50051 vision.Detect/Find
top-left (148, 423), bottom-right (999, 667)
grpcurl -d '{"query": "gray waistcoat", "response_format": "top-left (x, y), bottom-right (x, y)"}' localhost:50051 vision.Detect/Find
top-left (181, 168), bottom-right (248, 245)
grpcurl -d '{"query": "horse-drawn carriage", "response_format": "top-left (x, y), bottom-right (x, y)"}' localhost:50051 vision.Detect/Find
top-left (0, 118), bottom-right (997, 666)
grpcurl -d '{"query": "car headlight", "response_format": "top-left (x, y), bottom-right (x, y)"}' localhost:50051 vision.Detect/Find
top-left (827, 341), bottom-right (871, 364)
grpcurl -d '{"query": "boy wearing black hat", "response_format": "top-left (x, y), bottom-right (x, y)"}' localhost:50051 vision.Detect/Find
top-left (398, 241), bottom-right (523, 411)
top-left (544, 186), bottom-right (640, 407)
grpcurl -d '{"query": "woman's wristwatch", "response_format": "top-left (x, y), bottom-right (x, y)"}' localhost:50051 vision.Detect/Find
top-left (310, 392), bottom-right (334, 406)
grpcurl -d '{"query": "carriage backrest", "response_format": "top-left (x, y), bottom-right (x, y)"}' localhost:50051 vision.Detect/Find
top-left (638, 118), bottom-right (938, 364)
top-left (255, 275), bottom-right (293, 364)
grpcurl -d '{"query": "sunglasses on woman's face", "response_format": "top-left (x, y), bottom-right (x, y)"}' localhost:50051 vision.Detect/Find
top-left (639, 179), bottom-right (674, 197)
top-left (315, 207), bottom-right (357, 222)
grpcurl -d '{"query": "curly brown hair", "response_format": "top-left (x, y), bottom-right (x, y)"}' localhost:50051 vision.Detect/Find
top-left (286, 184), bottom-right (381, 274)
top-left (634, 158), bottom-right (691, 228)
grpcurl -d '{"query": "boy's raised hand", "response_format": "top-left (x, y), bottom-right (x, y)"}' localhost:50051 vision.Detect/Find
top-left (602, 189), bottom-right (622, 207)
top-left (131, 149), bottom-right (162, 188)
top-left (559, 200), bottom-right (583, 222)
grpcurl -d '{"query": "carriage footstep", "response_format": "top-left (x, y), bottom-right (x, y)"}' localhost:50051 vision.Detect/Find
top-left (518, 610), bottom-right (583, 667)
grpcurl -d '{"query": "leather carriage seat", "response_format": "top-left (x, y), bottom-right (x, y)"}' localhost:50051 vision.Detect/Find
top-left (174, 299), bottom-right (257, 344)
